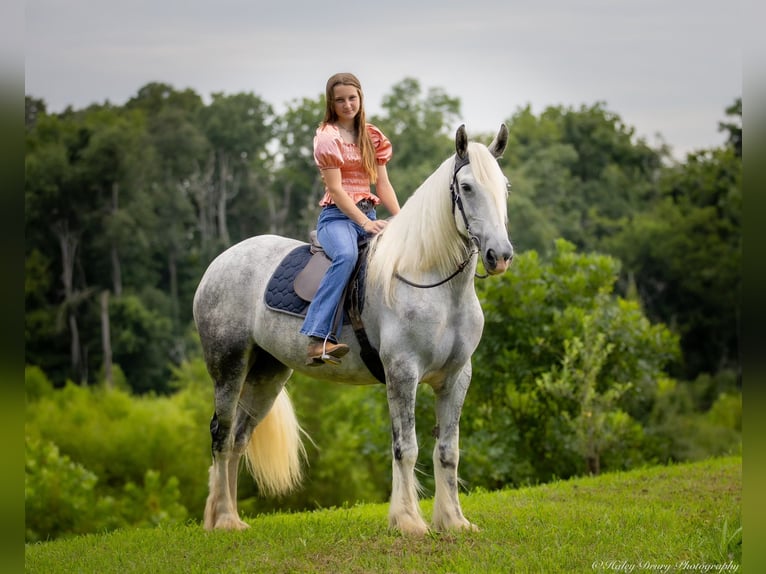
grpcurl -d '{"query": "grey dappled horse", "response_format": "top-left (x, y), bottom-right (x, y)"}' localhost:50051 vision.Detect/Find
top-left (193, 124), bottom-right (513, 535)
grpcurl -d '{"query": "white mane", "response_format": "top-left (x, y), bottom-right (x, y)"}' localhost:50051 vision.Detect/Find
top-left (368, 142), bottom-right (507, 305)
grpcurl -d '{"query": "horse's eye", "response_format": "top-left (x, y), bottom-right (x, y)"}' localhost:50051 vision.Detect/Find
top-left (461, 183), bottom-right (472, 193)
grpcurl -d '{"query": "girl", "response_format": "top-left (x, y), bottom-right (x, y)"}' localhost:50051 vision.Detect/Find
top-left (300, 73), bottom-right (401, 365)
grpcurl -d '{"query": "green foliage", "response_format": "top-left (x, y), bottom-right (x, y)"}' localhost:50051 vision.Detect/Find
top-left (238, 377), bottom-right (393, 515)
top-left (269, 95), bottom-right (327, 237)
top-left (107, 294), bottom-right (175, 393)
top-left (373, 77), bottom-right (460, 204)
top-left (25, 438), bottom-right (187, 542)
top-left (25, 365), bottom-right (54, 402)
top-left (603, 144), bottom-right (741, 378)
top-left (26, 382), bottom-right (210, 519)
top-left (119, 470), bottom-right (188, 529)
top-left (503, 102), bottom-right (663, 254)
top-left (536, 316), bottom-right (636, 475)
top-left (25, 437), bottom-right (115, 541)
top-left (462, 240), bottom-right (681, 486)
top-left (25, 81), bottom-right (740, 392)
top-left (642, 377), bottom-right (741, 463)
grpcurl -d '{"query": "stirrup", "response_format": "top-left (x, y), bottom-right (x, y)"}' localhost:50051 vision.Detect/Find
top-left (306, 339), bottom-right (348, 367)
top-left (306, 353), bottom-right (342, 367)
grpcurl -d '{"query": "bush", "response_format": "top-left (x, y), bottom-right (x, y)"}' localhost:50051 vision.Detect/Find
top-left (25, 365), bottom-right (54, 402)
top-left (25, 380), bottom-right (211, 521)
top-left (25, 437), bottom-right (117, 541)
top-left (644, 379), bottom-right (741, 463)
top-left (462, 241), bottom-right (680, 485)
top-left (25, 437), bottom-right (188, 542)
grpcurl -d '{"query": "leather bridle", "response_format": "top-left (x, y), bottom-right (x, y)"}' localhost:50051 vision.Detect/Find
top-left (394, 155), bottom-right (487, 289)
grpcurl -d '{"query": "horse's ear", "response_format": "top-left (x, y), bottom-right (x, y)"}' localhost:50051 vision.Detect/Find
top-left (456, 124), bottom-right (468, 159)
top-left (488, 124), bottom-right (509, 159)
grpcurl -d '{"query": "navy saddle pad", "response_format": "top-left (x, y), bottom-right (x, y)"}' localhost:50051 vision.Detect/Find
top-left (264, 244), bottom-right (366, 321)
top-left (264, 245), bottom-right (315, 317)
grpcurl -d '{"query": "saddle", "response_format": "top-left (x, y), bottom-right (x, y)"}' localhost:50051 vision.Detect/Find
top-left (264, 233), bottom-right (385, 383)
top-left (293, 231), bottom-right (332, 302)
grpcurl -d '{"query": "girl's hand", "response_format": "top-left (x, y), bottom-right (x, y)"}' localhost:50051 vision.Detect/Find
top-left (363, 219), bottom-right (387, 235)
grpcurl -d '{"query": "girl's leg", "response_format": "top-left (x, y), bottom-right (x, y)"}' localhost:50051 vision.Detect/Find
top-left (300, 208), bottom-right (360, 343)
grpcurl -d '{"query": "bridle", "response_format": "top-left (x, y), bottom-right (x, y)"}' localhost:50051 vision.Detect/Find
top-left (394, 154), bottom-right (488, 289)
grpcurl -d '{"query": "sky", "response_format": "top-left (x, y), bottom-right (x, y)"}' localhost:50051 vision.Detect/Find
top-left (25, 0), bottom-right (741, 159)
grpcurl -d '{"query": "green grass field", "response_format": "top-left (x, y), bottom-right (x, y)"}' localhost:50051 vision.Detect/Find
top-left (25, 456), bottom-right (741, 573)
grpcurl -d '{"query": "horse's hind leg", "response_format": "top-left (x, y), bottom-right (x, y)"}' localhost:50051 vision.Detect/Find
top-left (431, 363), bottom-right (477, 531)
top-left (205, 348), bottom-right (302, 531)
top-left (203, 342), bottom-right (253, 531)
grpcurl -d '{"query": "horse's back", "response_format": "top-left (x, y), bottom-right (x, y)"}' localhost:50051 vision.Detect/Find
top-left (193, 235), bottom-right (304, 352)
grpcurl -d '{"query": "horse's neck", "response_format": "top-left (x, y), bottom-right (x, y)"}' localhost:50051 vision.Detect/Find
top-left (451, 250), bottom-right (480, 294)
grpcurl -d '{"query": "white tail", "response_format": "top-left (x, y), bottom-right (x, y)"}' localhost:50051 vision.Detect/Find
top-left (244, 388), bottom-right (307, 497)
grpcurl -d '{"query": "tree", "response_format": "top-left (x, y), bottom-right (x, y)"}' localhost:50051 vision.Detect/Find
top-left (373, 78), bottom-right (461, 205)
top-left (604, 145), bottom-right (741, 379)
top-left (25, 110), bottom-right (97, 384)
top-left (502, 103), bottom-right (664, 254)
top-left (136, 87), bottom-right (209, 344)
top-left (718, 97), bottom-right (741, 157)
top-left (461, 240), bottom-right (679, 486)
top-left (196, 92), bottom-right (275, 254)
top-left (536, 313), bottom-right (636, 475)
top-left (268, 95), bottom-right (326, 239)
top-left (78, 106), bottom-right (159, 296)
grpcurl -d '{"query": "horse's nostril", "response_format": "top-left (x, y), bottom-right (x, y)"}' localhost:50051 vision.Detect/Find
top-left (486, 249), bottom-right (498, 268)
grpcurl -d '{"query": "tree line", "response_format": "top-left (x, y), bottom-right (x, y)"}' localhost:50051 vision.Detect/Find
top-left (25, 80), bottom-right (740, 394)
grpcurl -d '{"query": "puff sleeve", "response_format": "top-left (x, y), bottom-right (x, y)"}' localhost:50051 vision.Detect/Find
top-left (367, 124), bottom-right (393, 165)
top-left (313, 126), bottom-right (344, 170)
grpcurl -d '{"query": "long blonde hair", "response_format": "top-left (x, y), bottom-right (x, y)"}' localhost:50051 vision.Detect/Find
top-left (322, 73), bottom-right (377, 183)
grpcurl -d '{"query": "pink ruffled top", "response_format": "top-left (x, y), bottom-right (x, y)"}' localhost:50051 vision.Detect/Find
top-left (313, 123), bottom-right (393, 207)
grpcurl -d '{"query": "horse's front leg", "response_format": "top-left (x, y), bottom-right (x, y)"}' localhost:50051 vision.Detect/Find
top-left (386, 365), bottom-right (429, 536)
top-left (432, 363), bottom-right (477, 531)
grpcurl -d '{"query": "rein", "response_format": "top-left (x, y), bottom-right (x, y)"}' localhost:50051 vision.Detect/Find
top-left (394, 155), bottom-right (488, 289)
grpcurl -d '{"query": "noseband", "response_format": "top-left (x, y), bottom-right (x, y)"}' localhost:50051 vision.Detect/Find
top-left (394, 154), bottom-right (487, 289)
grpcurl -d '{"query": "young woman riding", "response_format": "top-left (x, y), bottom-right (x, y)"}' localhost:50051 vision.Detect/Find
top-left (300, 72), bottom-right (401, 365)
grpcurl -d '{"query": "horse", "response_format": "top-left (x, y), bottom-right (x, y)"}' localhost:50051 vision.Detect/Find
top-left (193, 124), bottom-right (513, 535)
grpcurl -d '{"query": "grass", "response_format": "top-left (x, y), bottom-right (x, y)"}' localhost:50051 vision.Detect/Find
top-left (25, 456), bottom-right (741, 573)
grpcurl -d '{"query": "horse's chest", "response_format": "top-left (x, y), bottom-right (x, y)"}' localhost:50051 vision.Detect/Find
top-left (398, 297), bottom-right (484, 363)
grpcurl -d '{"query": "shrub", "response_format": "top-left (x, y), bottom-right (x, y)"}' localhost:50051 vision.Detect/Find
top-left (25, 436), bottom-right (189, 542)
top-left (25, 365), bottom-right (54, 402)
top-left (25, 437), bottom-right (118, 542)
top-left (25, 381), bottom-right (211, 521)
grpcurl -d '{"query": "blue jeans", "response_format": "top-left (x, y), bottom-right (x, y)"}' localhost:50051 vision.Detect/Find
top-left (300, 205), bottom-right (376, 342)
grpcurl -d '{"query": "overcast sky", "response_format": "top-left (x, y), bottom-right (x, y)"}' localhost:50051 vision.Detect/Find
top-left (25, 0), bottom-right (741, 158)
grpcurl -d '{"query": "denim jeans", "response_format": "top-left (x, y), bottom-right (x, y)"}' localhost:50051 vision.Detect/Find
top-left (300, 205), bottom-right (376, 342)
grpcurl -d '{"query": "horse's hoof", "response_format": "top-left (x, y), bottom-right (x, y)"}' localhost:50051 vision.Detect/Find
top-left (433, 518), bottom-right (479, 532)
top-left (214, 516), bottom-right (250, 531)
top-left (390, 515), bottom-right (430, 536)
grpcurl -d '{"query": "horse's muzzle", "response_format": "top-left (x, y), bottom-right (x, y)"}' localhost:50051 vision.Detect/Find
top-left (485, 246), bottom-right (513, 275)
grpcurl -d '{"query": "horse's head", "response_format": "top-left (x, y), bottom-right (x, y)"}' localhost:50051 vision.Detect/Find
top-left (452, 124), bottom-right (514, 275)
